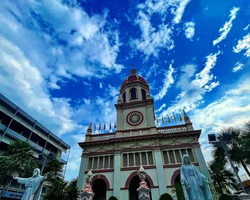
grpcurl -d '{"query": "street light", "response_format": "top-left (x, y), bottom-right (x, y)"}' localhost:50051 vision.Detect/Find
top-left (38, 152), bottom-right (54, 175)
top-left (208, 133), bottom-right (247, 193)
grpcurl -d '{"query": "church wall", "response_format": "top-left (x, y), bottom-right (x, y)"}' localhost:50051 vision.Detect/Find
top-left (123, 108), bottom-right (148, 129)
top-left (120, 189), bottom-right (129, 200)
top-left (151, 188), bottom-right (160, 200)
top-left (106, 190), bottom-right (113, 200)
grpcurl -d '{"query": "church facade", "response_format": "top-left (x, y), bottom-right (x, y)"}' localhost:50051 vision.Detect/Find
top-left (77, 69), bottom-right (210, 200)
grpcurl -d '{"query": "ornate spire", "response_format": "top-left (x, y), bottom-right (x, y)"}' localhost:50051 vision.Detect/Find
top-left (87, 122), bottom-right (92, 135)
top-left (183, 109), bottom-right (191, 124)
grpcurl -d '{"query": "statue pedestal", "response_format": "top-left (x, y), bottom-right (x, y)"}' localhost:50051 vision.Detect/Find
top-left (137, 180), bottom-right (151, 200)
top-left (238, 193), bottom-right (250, 200)
top-left (81, 183), bottom-right (94, 200)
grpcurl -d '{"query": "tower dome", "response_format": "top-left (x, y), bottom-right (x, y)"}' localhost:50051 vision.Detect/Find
top-left (119, 68), bottom-right (150, 104)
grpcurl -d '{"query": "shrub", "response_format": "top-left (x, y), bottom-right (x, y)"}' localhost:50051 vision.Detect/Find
top-left (109, 196), bottom-right (118, 200)
top-left (159, 193), bottom-right (173, 200)
top-left (219, 194), bottom-right (233, 200)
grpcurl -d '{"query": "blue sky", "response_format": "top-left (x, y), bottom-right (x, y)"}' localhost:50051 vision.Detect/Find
top-left (0, 0), bottom-right (250, 180)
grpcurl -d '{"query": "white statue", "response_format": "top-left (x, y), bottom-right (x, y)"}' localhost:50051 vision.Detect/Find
top-left (181, 155), bottom-right (213, 200)
top-left (13, 168), bottom-right (49, 200)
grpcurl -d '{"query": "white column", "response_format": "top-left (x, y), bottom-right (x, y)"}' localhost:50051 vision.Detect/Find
top-left (102, 157), bottom-right (105, 168)
top-left (113, 153), bottom-right (121, 199)
top-left (91, 158), bottom-right (94, 169)
top-left (146, 152), bottom-right (149, 165)
top-left (167, 151), bottom-right (170, 164)
top-left (154, 150), bottom-right (166, 195)
top-left (139, 153), bottom-right (142, 165)
top-left (194, 146), bottom-right (211, 179)
top-left (108, 156), bottom-right (111, 168)
top-left (133, 153), bottom-right (136, 166)
top-left (97, 157), bottom-right (100, 169)
top-left (173, 151), bottom-right (177, 163)
top-left (77, 156), bottom-right (87, 189)
top-left (127, 154), bottom-right (129, 166)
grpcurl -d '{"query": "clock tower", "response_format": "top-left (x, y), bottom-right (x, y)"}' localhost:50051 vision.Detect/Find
top-left (77, 68), bottom-right (211, 200)
top-left (115, 68), bottom-right (157, 137)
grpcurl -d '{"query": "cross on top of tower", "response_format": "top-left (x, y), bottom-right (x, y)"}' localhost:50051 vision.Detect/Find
top-left (130, 64), bottom-right (137, 75)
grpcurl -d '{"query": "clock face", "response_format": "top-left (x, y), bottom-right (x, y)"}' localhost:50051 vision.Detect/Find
top-left (126, 111), bottom-right (144, 126)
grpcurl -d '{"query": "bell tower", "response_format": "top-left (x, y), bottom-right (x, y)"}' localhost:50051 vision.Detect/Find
top-left (115, 68), bottom-right (156, 136)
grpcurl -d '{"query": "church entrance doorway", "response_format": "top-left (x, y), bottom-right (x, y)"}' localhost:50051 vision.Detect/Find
top-left (129, 175), bottom-right (151, 200)
top-left (92, 179), bottom-right (107, 200)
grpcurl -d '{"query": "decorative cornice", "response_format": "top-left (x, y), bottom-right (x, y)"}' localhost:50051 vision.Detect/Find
top-left (121, 166), bottom-right (156, 171)
top-left (79, 130), bottom-right (201, 148)
top-left (163, 162), bottom-right (199, 168)
top-left (84, 169), bottom-right (114, 173)
top-left (81, 142), bottom-right (200, 156)
top-left (115, 99), bottom-right (154, 109)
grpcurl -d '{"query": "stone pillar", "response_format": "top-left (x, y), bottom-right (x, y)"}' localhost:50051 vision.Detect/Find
top-left (113, 153), bottom-right (121, 198)
top-left (137, 166), bottom-right (151, 200)
top-left (193, 145), bottom-right (211, 180)
top-left (80, 171), bottom-right (94, 200)
top-left (154, 149), bottom-right (167, 195)
top-left (238, 193), bottom-right (250, 200)
top-left (77, 156), bottom-right (87, 189)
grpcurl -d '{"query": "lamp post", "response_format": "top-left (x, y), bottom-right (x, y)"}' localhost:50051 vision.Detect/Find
top-left (208, 133), bottom-right (247, 193)
top-left (81, 170), bottom-right (94, 200)
top-left (38, 152), bottom-right (54, 175)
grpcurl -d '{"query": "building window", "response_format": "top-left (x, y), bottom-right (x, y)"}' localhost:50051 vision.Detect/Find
top-left (87, 155), bottom-right (114, 170)
top-left (162, 148), bottom-right (195, 164)
top-left (130, 88), bottom-right (137, 100)
top-left (123, 154), bottom-right (128, 167)
top-left (141, 89), bottom-right (146, 100)
top-left (122, 151), bottom-right (154, 167)
top-left (163, 151), bottom-right (169, 164)
top-left (188, 149), bottom-right (195, 162)
top-left (148, 152), bottom-right (153, 165)
top-left (123, 92), bottom-right (126, 103)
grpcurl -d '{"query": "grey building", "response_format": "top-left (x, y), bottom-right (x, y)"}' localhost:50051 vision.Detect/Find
top-left (0, 93), bottom-right (71, 199)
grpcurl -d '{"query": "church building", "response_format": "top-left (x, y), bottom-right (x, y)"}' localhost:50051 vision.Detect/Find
top-left (77, 68), bottom-right (210, 200)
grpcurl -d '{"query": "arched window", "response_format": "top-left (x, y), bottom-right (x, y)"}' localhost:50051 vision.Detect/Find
top-left (123, 92), bottom-right (126, 103)
top-left (130, 88), bottom-right (137, 100)
top-left (141, 89), bottom-right (146, 100)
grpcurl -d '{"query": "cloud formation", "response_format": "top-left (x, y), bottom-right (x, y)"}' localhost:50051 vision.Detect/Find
top-left (184, 22), bottom-right (195, 40)
top-left (213, 7), bottom-right (240, 46)
top-left (232, 62), bottom-right (244, 72)
top-left (233, 33), bottom-right (250, 57)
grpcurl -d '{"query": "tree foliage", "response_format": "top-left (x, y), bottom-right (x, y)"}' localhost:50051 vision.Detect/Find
top-left (108, 196), bottom-right (118, 200)
top-left (0, 141), bottom-right (38, 199)
top-left (219, 194), bottom-right (233, 200)
top-left (210, 122), bottom-right (250, 195)
top-left (159, 193), bottom-right (173, 200)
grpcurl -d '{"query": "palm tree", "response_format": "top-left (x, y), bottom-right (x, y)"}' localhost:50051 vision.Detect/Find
top-left (0, 141), bottom-right (38, 199)
top-left (208, 159), bottom-right (238, 194)
top-left (213, 128), bottom-right (250, 177)
top-left (65, 179), bottom-right (81, 200)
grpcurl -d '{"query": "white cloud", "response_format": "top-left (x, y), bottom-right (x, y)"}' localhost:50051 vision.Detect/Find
top-left (160, 51), bottom-right (220, 115)
top-left (184, 22), bottom-right (195, 40)
top-left (232, 62), bottom-right (244, 72)
top-left (213, 7), bottom-right (240, 46)
top-left (99, 82), bottom-right (103, 89)
top-left (138, 0), bottom-right (191, 24)
top-left (192, 76), bottom-right (250, 142)
top-left (233, 33), bottom-right (250, 57)
top-left (154, 64), bottom-right (175, 100)
top-left (172, 0), bottom-right (192, 24)
top-left (155, 104), bottom-right (166, 113)
top-left (132, 11), bottom-right (173, 58)
top-left (243, 24), bottom-right (250, 31)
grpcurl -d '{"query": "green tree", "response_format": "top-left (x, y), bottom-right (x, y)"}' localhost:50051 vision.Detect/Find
top-left (172, 182), bottom-right (185, 200)
top-left (219, 194), bottom-right (233, 200)
top-left (0, 141), bottom-right (38, 200)
top-left (208, 159), bottom-right (238, 194)
top-left (213, 128), bottom-right (250, 177)
top-left (159, 193), bottom-right (173, 200)
top-left (65, 179), bottom-right (81, 200)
